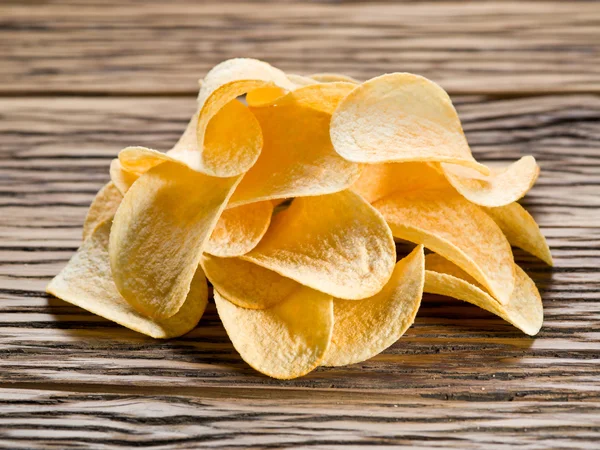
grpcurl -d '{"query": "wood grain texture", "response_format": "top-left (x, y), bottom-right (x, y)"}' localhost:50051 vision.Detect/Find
top-left (2, 0), bottom-right (600, 95)
top-left (2, 0), bottom-right (600, 447)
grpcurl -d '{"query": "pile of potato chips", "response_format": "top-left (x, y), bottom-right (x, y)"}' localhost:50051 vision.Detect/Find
top-left (47, 59), bottom-right (552, 379)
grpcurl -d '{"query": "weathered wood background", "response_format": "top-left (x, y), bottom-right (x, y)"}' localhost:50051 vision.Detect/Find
top-left (1, 0), bottom-right (599, 448)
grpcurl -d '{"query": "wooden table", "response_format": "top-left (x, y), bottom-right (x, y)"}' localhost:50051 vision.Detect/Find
top-left (1, 1), bottom-right (599, 447)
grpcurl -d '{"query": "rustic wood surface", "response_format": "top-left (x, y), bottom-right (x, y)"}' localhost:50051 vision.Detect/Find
top-left (1, 1), bottom-right (599, 448)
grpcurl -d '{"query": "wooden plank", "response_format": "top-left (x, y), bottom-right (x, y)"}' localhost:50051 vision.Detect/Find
top-left (0, 94), bottom-right (599, 407)
top-left (2, 0), bottom-right (599, 95)
top-left (0, 388), bottom-right (599, 449)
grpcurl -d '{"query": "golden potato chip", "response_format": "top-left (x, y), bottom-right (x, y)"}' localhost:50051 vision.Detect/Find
top-left (246, 86), bottom-right (287, 107)
top-left (374, 189), bottom-right (515, 304)
top-left (424, 253), bottom-right (543, 336)
top-left (109, 159), bottom-right (138, 195)
top-left (273, 82), bottom-right (356, 115)
top-left (351, 162), bottom-right (449, 204)
top-left (47, 221), bottom-right (207, 339)
top-left (201, 254), bottom-right (300, 309)
top-left (330, 73), bottom-right (489, 174)
top-left (214, 287), bottom-right (333, 379)
top-left (109, 161), bottom-right (241, 319)
top-left (242, 190), bottom-right (395, 300)
top-left (286, 73), bottom-right (320, 87)
top-left (195, 58), bottom-right (295, 177)
top-left (230, 85), bottom-right (361, 206)
top-left (441, 156), bottom-right (539, 207)
top-left (309, 73), bottom-right (360, 84)
top-left (322, 245), bottom-right (424, 367)
top-left (483, 202), bottom-right (553, 266)
top-left (205, 200), bottom-right (274, 257)
top-left (83, 182), bottom-right (122, 240)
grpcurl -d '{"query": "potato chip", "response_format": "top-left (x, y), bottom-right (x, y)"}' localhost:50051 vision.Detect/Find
top-left (286, 73), bottom-right (320, 87)
top-left (424, 253), bottom-right (543, 336)
top-left (246, 86), bottom-right (287, 107)
top-left (322, 245), bottom-right (424, 367)
top-left (109, 161), bottom-right (242, 319)
top-left (242, 190), bottom-right (395, 300)
top-left (330, 73), bottom-right (489, 174)
top-left (201, 254), bottom-right (300, 309)
top-left (205, 200), bottom-right (274, 257)
top-left (441, 156), bottom-right (539, 207)
top-left (483, 202), bottom-right (553, 266)
top-left (195, 59), bottom-right (295, 177)
top-left (229, 85), bottom-right (361, 206)
top-left (83, 182), bottom-right (122, 240)
top-left (309, 73), bottom-right (360, 84)
top-left (47, 221), bottom-right (207, 339)
top-left (351, 162), bottom-right (449, 204)
top-left (273, 82), bottom-right (356, 115)
top-left (109, 159), bottom-right (138, 195)
top-left (214, 287), bottom-right (333, 379)
top-left (374, 189), bottom-right (514, 304)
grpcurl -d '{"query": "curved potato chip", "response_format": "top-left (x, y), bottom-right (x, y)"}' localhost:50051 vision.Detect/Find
top-left (352, 162), bottom-right (449, 204)
top-left (424, 253), bottom-right (543, 336)
top-left (483, 202), bottom-right (553, 266)
top-left (109, 159), bottom-right (138, 195)
top-left (441, 156), bottom-right (539, 207)
top-left (286, 73), bottom-right (320, 87)
top-left (214, 288), bottom-right (333, 379)
top-left (330, 73), bottom-right (489, 174)
top-left (309, 73), bottom-right (360, 84)
top-left (83, 182), bottom-right (123, 240)
top-left (242, 190), bottom-right (396, 300)
top-left (201, 254), bottom-right (300, 309)
top-left (110, 161), bottom-right (241, 319)
top-left (374, 189), bottom-right (514, 304)
top-left (205, 201), bottom-right (274, 257)
top-left (246, 86), bottom-right (287, 107)
top-left (272, 82), bottom-right (356, 115)
top-left (322, 245), bottom-right (424, 367)
top-left (230, 85), bottom-right (361, 206)
top-left (195, 59), bottom-right (295, 177)
top-left (47, 221), bottom-right (207, 339)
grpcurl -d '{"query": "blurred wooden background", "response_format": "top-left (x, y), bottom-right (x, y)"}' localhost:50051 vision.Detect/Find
top-left (1, 1), bottom-right (599, 448)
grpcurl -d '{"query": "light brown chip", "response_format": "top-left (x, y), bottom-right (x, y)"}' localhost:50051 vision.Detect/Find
top-left (201, 254), bottom-right (301, 309)
top-left (424, 253), bottom-right (543, 336)
top-left (110, 159), bottom-right (139, 195)
top-left (47, 221), bottom-right (207, 339)
top-left (309, 73), bottom-right (360, 84)
top-left (374, 189), bottom-right (515, 304)
top-left (483, 202), bottom-right (553, 266)
top-left (109, 161), bottom-right (241, 319)
top-left (441, 156), bottom-right (540, 207)
top-left (83, 182), bottom-right (123, 240)
top-left (205, 200), bottom-right (274, 258)
top-left (242, 190), bottom-right (396, 300)
top-left (322, 245), bottom-right (425, 367)
top-left (351, 162), bottom-right (449, 204)
top-left (214, 287), bottom-right (333, 379)
top-left (330, 73), bottom-right (489, 174)
top-left (230, 84), bottom-right (361, 206)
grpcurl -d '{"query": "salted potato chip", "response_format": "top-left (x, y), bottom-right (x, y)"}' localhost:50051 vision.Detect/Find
top-left (352, 162), bottom-right (449, 204)
top-left (483, 202), bottom-right (553, 266)
top-left (246, 86), bottom-right (287, 107)
top-left (110, 161), bottom-right (241, 319)
top-left (286, 73), bottom-right (320, 87)
top-left (205, 201), bottom-right (274, 257)
top-left (441, 156), bottom-right (539, 207)
top-left (201, 254), bottom-right (300, 309)
top-left (322, 245), bottom-right (424, 367)
top-left (195, 59), bottom-right (295, 177)
top-left (272, 82), bottom-right (356, 115)
top-left (230, 84), bottom-right (361, 206)
top-left (214, 288), bottom-right (333, 379)
top-left (83, 182), bottom-right (123, 240)
top-left (309, 73), bottom-right (360, 84)
top-left (47, 221), bottom-right (207, 339)
top-left (242, 190), bottom-right (395, 300)
top-left (424, 253), bottom-right (542, 336)
top-left (330, 73), bottom-right (489, 174)
top-left (109, 159), bottom-right (138, 195)
top-left (374, 189), bottom-right (515, 304)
